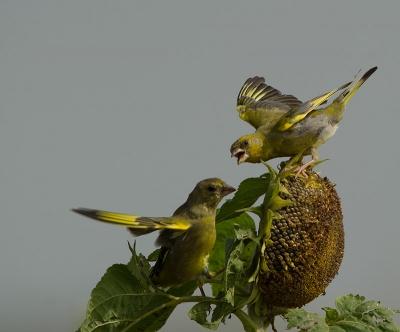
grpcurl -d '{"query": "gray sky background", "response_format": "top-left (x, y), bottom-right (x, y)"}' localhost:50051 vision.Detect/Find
top-left (1, 1), bottom-right (399, 331)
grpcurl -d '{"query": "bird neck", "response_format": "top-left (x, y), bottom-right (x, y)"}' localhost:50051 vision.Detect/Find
top-left (320, 103), bottom-right (346, 123)
top-left (188, 204), bottom-right (215, 219)
top-left (247, 131), bottom-right (266, 163)
top-left (175, 200), bottom-right (216, 219)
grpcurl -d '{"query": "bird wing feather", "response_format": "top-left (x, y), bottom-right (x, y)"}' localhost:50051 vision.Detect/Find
top-left (276, 81), bottom-right (352, 131)
top-left (237, 76), bottom-right (302, 108)
top-left (71, 208), bottom-right (192, 230)
top-left (236, 76), bottom-right (303, 129)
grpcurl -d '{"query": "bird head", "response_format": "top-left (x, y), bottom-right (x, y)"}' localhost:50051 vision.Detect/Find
top-left (186, 178), bottom-right (236, 213)
top-left (230, 132), bottom-right (264, 164)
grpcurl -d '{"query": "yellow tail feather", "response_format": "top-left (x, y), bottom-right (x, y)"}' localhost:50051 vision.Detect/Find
top-left (334, 67), bottom-right (377, 105)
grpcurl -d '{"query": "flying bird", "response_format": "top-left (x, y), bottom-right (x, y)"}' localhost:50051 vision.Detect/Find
top-left (230, 67), bottom-right (378, 175)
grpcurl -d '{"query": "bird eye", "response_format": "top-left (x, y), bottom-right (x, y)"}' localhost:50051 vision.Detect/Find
top-left (208, 185), bottom-right (216, 192)
top-left (243, 140), bottom-right (249, 146)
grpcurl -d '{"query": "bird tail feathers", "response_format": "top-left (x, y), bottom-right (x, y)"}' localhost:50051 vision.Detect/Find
top-left (334, 66), bottom-right (377, 105)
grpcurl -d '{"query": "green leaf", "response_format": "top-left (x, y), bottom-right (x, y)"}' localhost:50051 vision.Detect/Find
top-left (188, 301), bottom-right (215, 329)
top-left (208, 213), bottom-right (255, 296)
top-left (79, 244), bottom-right (196, 332)
top-left (188, 301), bottom-right (233, 330)
top-left (167, 280), bottom-right (197, 297)
top-left (323, 307), bottom-right (339, 324)
top-left (212, 301), bottom-right (235, 328)
top-left (262, 177), bottom-right (280, 211)
top-left (311, 159), bottom-right (327, 168)
top-left (285, 308), bottom-right (329, 331)
top-left (80, 264), bottom-right (170, 332)
top-left (259, 208), bottom-right (273, 241)
top-left (262, 161), bottom-right (277, 179)
top-left (127, 242), bottom-right (152, 282)
top-left (269, 195), bottom-right (294, 211)
top-left (234, 223), bottom-right (256, 240)
top-left (285, 294), bottom-right (400, 332)
top-left (236, 205), bottom-right (263, 217)
top-left (218, 226), bottom-right (261, 310)
top-left (234, 308), bottom-right (263, 332)
top-left (277, 163), bottom-right (299, 179)
top-left (147, 248), bottom-right (160, 262)
top-left (241, 240), bottom-right (259, 274)
top-left (216, 174), bottom-right (271, 222)
top-left (332, 294), bottom-right (400, 331)
top-left (223, 240), bottom-right (244, 305)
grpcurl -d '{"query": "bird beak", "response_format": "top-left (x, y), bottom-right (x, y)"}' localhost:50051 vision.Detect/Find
top-left (221, 184), bottom-right (236, 197)
top-left (231, 148), bottom-right (249, 165)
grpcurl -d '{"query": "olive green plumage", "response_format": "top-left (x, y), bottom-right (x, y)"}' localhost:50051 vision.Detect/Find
top-left (72, 178), bottom-right (235, 288)
top-left (231, 67), bottom-right (378, 167)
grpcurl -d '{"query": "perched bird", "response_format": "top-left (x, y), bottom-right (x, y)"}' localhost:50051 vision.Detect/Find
top-left (72, 178), bottom-right (235, 294)
top-left (231, 67), bottom-right (378, 174)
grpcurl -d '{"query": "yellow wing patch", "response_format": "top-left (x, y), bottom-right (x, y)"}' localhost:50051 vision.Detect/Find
top-left (236, 76), bottom-right (303, 118)
top-left (277, 81), bottom-right (351, 131)
top-left (72, 208), bottom-right (192, 231)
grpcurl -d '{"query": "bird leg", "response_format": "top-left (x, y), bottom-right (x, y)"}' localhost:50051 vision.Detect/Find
top-left (197, 267), bottom-right (226, 297)
top-left (293, 148), bottom-right (319, 178)
top-left (199, 285), bottom-right (206, 297)
top-left (206, 267), bottom-right (226, 278)
top-left (293, 159), bottom-right (314, 178)
top-left (282, 157), bottom-right (308, 178)
top-left (282, 148), bottom-right (318, 178)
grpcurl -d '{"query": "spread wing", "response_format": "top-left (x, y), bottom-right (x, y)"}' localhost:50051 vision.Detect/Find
top-left (276, 81), bottom-right (351, 131)
top-left (236, 76), bottom-right (303, 129)
top-left (71, 208), bottom-right (192, 236)
top-left (72, 207), bottom-right (196, 283)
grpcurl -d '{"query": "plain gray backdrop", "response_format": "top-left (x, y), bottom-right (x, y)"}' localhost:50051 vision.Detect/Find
top-left (1, 1), bottom-right (399, 331)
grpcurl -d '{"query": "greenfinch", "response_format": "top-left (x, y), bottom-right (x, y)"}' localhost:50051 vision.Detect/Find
top-left (72, 178), bottom-right (235, 294)
top-left (230, 67), bottom-right (378, 174)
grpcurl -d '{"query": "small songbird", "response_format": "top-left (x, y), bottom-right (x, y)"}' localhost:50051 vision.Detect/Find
top-left (230, 67), bottom-right (378, 174)
top-left (72, 178), bottom-right (235, 294)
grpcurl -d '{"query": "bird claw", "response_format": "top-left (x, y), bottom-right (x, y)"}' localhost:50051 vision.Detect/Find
top-left (295, 159), bottom-right (316, 178)
top-left (283, 165), bottom-right (307, 179)
top-left (294, 166), bottom-right (308, 179)
top-left (283, 158), bottom-right (316, 178)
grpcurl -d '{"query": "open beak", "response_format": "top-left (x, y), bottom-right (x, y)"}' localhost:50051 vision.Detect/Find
top-left (231, 148), bottom-right (249, 165)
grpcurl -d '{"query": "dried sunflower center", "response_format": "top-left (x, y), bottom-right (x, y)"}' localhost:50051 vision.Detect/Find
top-left (260, 171), bottom-right (344, 308)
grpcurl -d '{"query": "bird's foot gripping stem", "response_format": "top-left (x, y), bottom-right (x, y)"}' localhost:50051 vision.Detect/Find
top-left (197, 267), bottom-right (226, 297)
